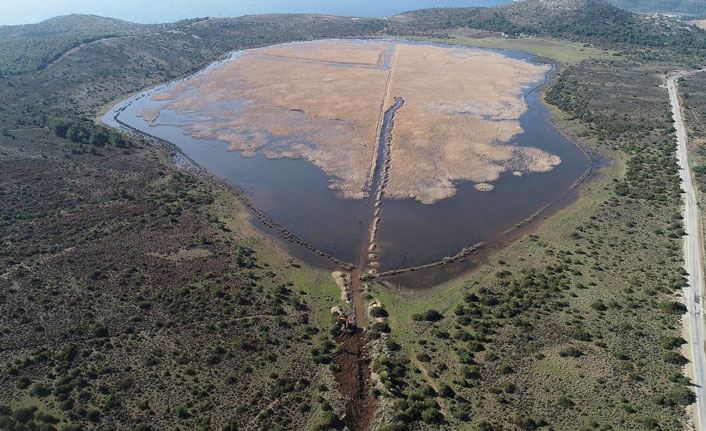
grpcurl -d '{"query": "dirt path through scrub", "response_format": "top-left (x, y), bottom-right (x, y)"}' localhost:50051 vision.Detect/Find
top-left (411, 356), bottom-right (448, 418)
top-left (333, 43), bottom-right (401, 431)
top-left (47, 36), bottom-right (128, 69)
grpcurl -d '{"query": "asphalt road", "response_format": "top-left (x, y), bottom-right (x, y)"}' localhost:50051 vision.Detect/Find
top-left (669, 71), bottom-right (706, 431)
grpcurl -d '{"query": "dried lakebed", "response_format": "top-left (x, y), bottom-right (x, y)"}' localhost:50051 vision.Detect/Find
top-left (103, 39), bottom-right (588, 274)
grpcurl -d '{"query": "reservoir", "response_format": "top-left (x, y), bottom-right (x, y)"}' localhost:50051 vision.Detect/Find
top-left (103, 40), bottom-right (588, 273)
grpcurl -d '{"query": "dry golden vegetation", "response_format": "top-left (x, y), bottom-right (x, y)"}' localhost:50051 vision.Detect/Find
top-left (259, 40), bottom-right (388, 65)
top-left (150, 40), bottom-right (390, 199)
top-left (385, 43), bottom-right (557, 203)
top-left (143, 40), bottom-right (560, 204)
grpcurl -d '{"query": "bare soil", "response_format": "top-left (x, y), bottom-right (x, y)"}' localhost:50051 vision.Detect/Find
top-left (333, 332), bottom-right (376, 431)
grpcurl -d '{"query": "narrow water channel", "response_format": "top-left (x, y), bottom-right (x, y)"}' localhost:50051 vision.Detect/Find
top-left (351, 96), bottom-right (405, 328)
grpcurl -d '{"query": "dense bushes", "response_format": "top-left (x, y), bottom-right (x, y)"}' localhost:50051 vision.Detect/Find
top-left (412, 309), bottom-right (443, 322)
top-left (49, 118), bottom-right (130, 151)
top-left (0, 405), bottom-right (60, 431)
top-left (469, 0), bottom-right (706, 52)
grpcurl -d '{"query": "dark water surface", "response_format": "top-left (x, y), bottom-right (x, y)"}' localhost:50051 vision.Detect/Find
top-left (103, 40), bottom-right (588, 271)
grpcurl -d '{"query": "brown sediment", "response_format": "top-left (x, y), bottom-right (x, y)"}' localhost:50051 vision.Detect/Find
top-left (333, 332), bottom-right (376, 431)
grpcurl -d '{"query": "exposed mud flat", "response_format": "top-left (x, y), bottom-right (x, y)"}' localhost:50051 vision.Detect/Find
top-left (147, 40), bottom-right (391, 199)
top-left (474, 183), bottom-right (495, 192)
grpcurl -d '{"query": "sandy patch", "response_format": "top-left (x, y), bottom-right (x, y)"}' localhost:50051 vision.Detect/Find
top-left (474, 183), bottom-right (495, 192)
top-left (689, 20), bottom-right (706, 30)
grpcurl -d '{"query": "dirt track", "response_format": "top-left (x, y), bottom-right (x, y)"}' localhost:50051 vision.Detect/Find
top-left (46, 36), bottom-right (128, 69)
top-left (333, 332), bottom-right (376, 431)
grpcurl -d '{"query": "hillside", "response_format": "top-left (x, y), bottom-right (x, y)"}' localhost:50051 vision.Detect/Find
top-left (470, 0), bottom-right (706, 48)
top-left (1, 2), bottom-right (705, 431)
top-left (606, 0), bottom-right (706, 15)
top-left (0, 15), bottom-right (156, 76)
top-left (388, 0), bottom-right (706, 51)
top-left (2, 1), bottom-right (704, 76)
top-left (0, 14), bottom-right (143, 38)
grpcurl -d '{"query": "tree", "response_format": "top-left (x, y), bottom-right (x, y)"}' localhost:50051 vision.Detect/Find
top-left (49, 119), bottom-right (70, 138)
top-left (89, 129), bottom-right (110, 147)
top-left (412, 309), bottom-right (443, 322)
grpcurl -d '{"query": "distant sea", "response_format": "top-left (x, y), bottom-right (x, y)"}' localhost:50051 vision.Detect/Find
top-left (2, 0), bottom-right (509, 26)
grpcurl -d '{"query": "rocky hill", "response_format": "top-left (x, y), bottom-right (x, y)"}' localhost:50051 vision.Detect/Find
top-left (606, 0), bottom-right (706, 15)
top-left (469, 0), bottom-right (706, 48)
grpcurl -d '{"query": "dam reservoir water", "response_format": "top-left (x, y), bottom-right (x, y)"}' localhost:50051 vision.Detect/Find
top-left (103, 40), bottom-right (588, 273)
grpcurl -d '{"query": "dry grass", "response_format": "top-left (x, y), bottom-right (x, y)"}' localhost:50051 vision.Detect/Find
top-left (144, 41), bottom-right (560, 203)
top-left (151, 40), bottom-right (390, 198)
top-left (259, 40), bottom-right (387, 65)
top-left (385, 44), bottom-right (559, 203)
top-left (139, 107), bottom-right (161, 123)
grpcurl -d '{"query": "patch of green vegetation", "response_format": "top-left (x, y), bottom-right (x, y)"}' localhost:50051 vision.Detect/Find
top-left (1, 2), bottom-right (705, 430)
top-left (367, 52), bottom-right (694, 431)
top-left (0, 15), bottom-right (365, 429)
top-left (417, 35), bottom-right (613, 64)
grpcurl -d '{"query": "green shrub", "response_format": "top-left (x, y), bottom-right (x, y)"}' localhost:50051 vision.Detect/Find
top-left (661, 336), bottom-right (687, 350)
top-left (559, 346), bottom-right (583, 358)
top-left (557, 394), bottom-right (575, 408)
top-left (29, 382), bottom-right (51, 398)
top-left (421, 407), bottom-right (442, 424)
top-left (411, 309), bottom-right (443, 322)
top-left (371, 321), bottom-right (390, 333)
top-left (590, 300), bottom-right (607, 311)
top-left (663, 351), bottom-right (688, 365)
top-left (659, 300), bottom-right (687, 315)
top-left (370, 306), bottom-right (388, 318)
top-left (666, 386), bottom-right (695, 406)
top-left (14, 407), bottom-right (36, 423)
top-left (416, 353), bottom-right (431, 362)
